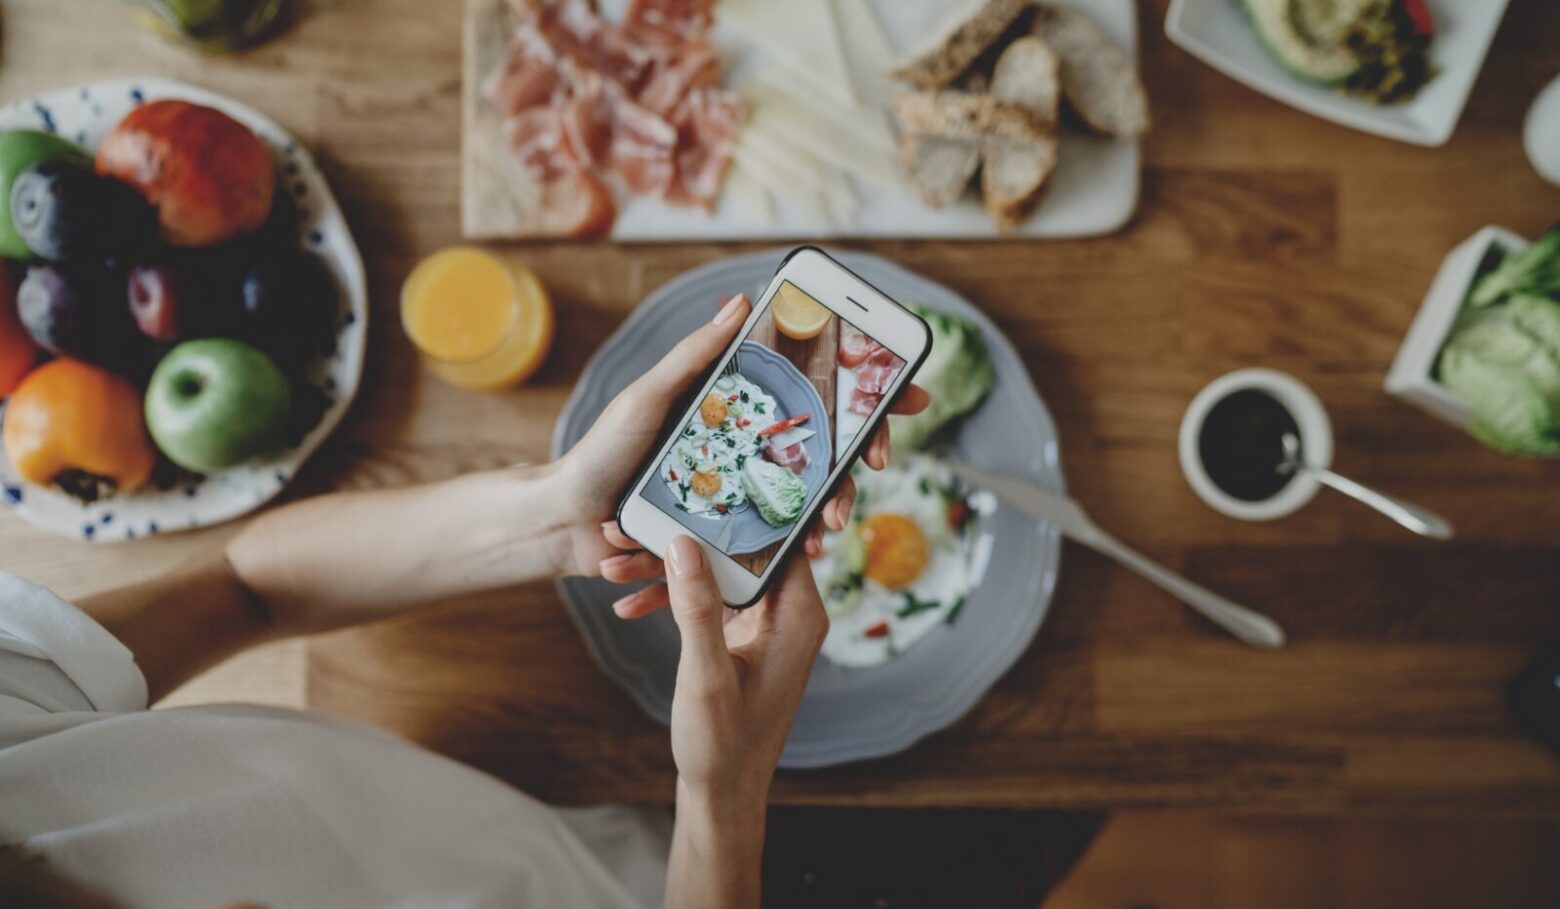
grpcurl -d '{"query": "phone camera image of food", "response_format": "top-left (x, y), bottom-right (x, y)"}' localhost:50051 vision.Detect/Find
top-left (647, 281), bottom-right (907, 577)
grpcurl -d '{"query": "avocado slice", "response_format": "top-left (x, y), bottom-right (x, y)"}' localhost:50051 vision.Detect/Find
top-left (1244, 0), bottom-right (1362, 85)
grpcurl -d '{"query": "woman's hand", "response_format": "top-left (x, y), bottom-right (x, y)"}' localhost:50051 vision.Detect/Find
top-left (661, 537), bottom-right (826, 909)
top-left (555, 293), bottom-right (929, 595)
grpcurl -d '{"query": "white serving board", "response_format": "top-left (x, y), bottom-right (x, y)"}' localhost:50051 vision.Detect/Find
top-left (464, 0), bottom-right (1141, 241)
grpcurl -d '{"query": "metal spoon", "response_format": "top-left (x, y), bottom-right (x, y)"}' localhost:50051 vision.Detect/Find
top-left (1278, 433), bottom-right (1453, 540)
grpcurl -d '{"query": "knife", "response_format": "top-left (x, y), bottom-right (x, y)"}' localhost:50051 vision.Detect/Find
top-left (947, 462), bottom-right (1286, 649)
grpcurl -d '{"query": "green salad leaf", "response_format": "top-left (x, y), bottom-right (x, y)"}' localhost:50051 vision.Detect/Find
top-left (1440, 291), bottom-right (1560, 455)
top-left (888, 305), bottom-right (996, 451)
top-left (740, 459), bottom-right (807, 526)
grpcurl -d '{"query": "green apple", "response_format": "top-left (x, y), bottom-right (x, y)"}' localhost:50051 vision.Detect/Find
top-left (0, 130), bottom-right (91, 258)
top-left (145, 338), bottom-right (291, 472)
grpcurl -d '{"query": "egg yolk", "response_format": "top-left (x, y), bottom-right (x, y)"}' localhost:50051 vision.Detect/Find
top-left (861, 513), bottom-right (929, 590)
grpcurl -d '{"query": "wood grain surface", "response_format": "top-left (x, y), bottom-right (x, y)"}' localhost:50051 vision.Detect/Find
top-left (1, 0), bottom-right (1557, 813)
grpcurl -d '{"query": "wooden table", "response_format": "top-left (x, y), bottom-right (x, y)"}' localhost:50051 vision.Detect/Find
top-left (2, 0), bottom-right (1557, 813)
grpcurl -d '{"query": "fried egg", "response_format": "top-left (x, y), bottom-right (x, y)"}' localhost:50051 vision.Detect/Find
top-left (812, 453), bottom-right (984, 668)
top-left (661, 373), bottom-right (778, 516)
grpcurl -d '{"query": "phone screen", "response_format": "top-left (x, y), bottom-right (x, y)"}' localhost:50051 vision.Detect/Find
top-left (639, 281), bottom-right (908, 577)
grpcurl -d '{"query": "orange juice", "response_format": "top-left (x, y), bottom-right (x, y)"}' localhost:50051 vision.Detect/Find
top-left (401, 247), bottom-right (553, 390)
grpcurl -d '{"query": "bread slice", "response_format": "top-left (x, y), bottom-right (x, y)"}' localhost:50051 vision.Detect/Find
top-left (982, 36), bottom-right (1062, 230)
top-left (991, 36), bottom-right (1062, 124)
top-left (890, 0), bottom-right (1031, 90)
top-left (899, 135), bottom-right (982, 208)
top-left (980, 132), bottom-right (1059, 231)
top-left (893, 91), bottom-right (1051, 144)
top-left (1032, 5), bottom-right (1150, 138)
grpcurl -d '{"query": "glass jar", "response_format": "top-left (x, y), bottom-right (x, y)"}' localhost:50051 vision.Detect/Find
top-left (124, 0), bottom-right (288, 52)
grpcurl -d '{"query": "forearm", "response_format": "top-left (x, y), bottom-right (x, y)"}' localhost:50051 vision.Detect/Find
top-left (79, 555), bottom-right (271, 703)
top-left (225, 463), bottom-right (574, 636)
top-left (666, 779), bottom-right (767, 909)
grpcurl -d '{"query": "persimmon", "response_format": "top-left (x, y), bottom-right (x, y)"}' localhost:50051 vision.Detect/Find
top-left (2, 358), bottom-right (156, 491)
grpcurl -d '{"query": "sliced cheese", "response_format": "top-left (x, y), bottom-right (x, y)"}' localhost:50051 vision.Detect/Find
top-left (721, 163), bottom-right (772, 221)
top-left (722, 0), bottom-right (856, 107)
top-left (742, 105), bottom-right (900, 192)
top-left (743, 70), bottom-right (895, 158)
top-left (765, 426), bottom-right (817, 449)
top-left (832, 0), bottom-right (898, 110)
top-left (730, 153), bottom-right (831, 224)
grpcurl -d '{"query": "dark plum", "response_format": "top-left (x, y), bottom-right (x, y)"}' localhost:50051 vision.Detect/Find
top-left (16, 264), bottom-right (90, 355)
top-left (127, 264), bottom-right (185, 342)
top-left (10, 160), bottom-right (155, 261)
top-left (17, 263), bottom-right (153, 378)
top-left (235, 248), bottom-right (338, 366)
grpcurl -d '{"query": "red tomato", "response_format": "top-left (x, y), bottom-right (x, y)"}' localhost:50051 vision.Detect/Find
top-left (863, 621), bottom-right (890, 639)
top-left (1402, 0), bottom-right (1434, 36)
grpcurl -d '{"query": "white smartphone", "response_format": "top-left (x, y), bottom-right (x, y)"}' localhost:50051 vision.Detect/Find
top-left (616, 247), bottom-right (932, 607)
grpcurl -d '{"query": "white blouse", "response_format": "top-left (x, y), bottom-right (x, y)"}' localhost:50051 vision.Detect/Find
top-left (0, 572), bottom-right (669, 908)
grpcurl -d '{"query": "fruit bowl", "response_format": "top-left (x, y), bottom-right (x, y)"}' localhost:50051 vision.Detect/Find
top-left (0, 78), bottom-right (367, 541)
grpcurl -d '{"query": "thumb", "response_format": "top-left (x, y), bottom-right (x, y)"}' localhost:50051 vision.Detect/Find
top-left (665, 536), bottom-right (735, 688)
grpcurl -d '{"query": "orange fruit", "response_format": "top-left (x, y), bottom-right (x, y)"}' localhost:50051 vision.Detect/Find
top-left (773, 282), bottom-right (832, 340)
top-left (3, 359), bottom-right (156, 491)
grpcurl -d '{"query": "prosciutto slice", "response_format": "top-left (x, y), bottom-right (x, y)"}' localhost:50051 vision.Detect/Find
top-left (486, 0), bottom-right (741, 234)
top-left (855, 363), bottom-right (900, 395)
top-left (763, 440), bottom-right (811, 475)
top-left (848, 387), bottom-right (882, 417)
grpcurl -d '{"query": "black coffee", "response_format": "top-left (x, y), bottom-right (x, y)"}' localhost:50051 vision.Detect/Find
top-left (1198, 389), bottom-right (1300, 502)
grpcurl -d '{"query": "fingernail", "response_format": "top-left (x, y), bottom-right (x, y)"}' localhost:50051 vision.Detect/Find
top-left (713, 294), bottom-right (745, 324)
top-left (601, 520), bottom-right (618, 533)
top-left (600, 553), bottom-right (633, 571)
top-left (667, 536), bottom-right (705, 578)
top-left (612, 592), bottom-right (641, 616)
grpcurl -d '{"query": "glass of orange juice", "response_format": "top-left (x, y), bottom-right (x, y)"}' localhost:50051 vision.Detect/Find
top-left (400, 247), bottom-right (554, 391)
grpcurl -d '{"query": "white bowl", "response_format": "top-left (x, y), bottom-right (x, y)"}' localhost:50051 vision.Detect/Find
top-left (1166, 0), bottom-right (1510, 147)
top-left (1384, 225), bottom-right (1529, 430)
top-left (1524, 74), bottom-right (1560, 187)
top-left (1179, 368), bottom-right (1334, 521)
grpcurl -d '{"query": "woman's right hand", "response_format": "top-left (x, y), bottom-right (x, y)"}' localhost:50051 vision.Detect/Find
top-left (659, 535), bottom-right (827, 908)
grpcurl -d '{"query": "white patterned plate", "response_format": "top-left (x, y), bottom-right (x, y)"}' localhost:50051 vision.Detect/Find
top-left (0, 78), bottom-right (368, 542)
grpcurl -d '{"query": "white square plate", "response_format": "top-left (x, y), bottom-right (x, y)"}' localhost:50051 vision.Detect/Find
top-left (1166, 0), bottom-right (1510, 146)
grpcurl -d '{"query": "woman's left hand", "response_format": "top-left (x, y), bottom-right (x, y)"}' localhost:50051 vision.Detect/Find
top-left (554, 293), bottom-right (929, 609)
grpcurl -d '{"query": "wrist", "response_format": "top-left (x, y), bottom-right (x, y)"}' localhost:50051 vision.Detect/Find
top-left (464, 461), bottom-right (580, 582)
top-left (676, 775), bottom-right (768, 840)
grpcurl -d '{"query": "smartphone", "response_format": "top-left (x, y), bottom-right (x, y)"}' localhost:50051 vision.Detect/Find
top-left (616, 247), bottom-right (932, 607)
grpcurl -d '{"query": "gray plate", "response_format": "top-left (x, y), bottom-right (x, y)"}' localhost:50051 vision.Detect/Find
top-left (552, 249), bottom-right (1065, 769)
top-left (644, 341), bottom-right (832, 555)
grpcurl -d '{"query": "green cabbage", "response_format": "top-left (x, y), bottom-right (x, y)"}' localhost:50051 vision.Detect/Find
top-left (741, 459), bottom-right (807, 526)
top-left (1439, 293), bottom-right (1560, 455)
top-left (888, 305), bottom-right (995, 451)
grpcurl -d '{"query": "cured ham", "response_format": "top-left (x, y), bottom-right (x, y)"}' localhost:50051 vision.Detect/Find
top-left (838, 327), bottom-right (878, 368)
top-left (485, 0), bottom-right (742, 236)
top-left (855, 363), bottom-right (899, 395)
top-left (763, 440), bottom-right (811, 475)
top-left (848, 386), bottom-right (882, 416)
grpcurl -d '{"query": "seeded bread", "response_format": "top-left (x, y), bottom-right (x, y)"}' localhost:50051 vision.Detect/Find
top-left (983, 36), bottom-right (1062, 230)
top-left (1032, 5), bottom-right (1150, 138)
top-left (893, 91), bottom-right (1052, 144)
top-left (890, 0), bottom-right (1031, 90)
top-left (898, 135), bottom-right (982, 208)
